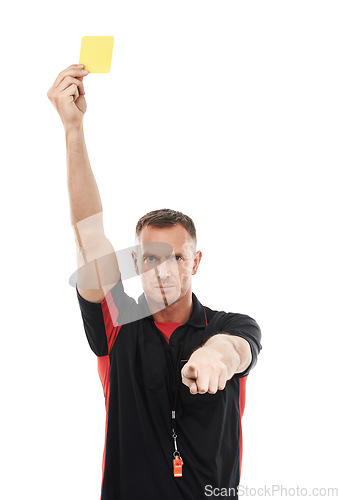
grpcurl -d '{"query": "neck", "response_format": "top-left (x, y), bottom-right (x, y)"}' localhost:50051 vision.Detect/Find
top-left (148, 288), bottom-right (193, 324)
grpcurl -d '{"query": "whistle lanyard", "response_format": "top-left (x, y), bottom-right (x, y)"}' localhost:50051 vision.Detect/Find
top-left (167, 307), bottom-right (208, 478)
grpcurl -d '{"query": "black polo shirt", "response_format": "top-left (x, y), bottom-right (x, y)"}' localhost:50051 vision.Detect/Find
top-left (76, 279), bottom-right (262, 500)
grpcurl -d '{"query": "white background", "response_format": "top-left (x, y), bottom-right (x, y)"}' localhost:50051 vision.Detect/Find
top-left (1, 1), bottom-right (338, 498)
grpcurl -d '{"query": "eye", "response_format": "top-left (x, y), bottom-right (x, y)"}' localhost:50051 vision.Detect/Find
top-left (174, 255), bottom-right (183, 261)
top-left (145, 255), bottom-right (157, 262)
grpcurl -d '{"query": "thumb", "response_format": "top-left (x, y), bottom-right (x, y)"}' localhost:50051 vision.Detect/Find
top-left (182, 363), bottom-right (198, 379)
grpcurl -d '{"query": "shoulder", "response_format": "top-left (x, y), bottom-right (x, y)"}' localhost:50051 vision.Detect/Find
top-left (202, 305), bottom-right (261, 340)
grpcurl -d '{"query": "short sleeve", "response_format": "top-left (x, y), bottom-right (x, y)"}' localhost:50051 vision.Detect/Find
top-left (76, 278), bottom-right (138, 356)
top-left (215, 312), bottom-right (262, 378)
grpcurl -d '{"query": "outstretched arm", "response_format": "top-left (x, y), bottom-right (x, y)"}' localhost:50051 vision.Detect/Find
top-left (47, 63), bottom-right (120, 303)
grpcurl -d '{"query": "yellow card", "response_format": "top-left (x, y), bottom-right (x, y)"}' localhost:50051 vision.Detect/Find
top-left (79, 36), bottom-right (114, 73)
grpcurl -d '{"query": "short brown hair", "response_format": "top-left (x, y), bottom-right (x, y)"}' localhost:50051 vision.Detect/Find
top-left (135, 208), bottom-right (197, 247)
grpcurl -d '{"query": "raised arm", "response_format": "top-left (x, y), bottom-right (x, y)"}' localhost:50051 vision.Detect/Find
top-left (47, 63), bottom-right (120, 303)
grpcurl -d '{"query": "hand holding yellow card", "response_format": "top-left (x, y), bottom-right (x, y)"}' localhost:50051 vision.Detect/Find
top-left (79, 36), bottom-right (114, 73)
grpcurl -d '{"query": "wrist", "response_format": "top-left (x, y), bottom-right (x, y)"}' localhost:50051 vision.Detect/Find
top-left (204, 336), bottom-right (241, 373)
top-left (64, 123), bottom-right (84, 138)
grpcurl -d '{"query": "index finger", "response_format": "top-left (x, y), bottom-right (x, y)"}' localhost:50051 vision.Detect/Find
top-left (53, 64), bottom-right (88, 89)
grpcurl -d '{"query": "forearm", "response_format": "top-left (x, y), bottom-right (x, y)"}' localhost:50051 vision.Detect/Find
top-left (66, 125), bottom-right (103, 226)
top-left (203, 334), bottom-right (252, 375)
top-left (65, 125), bottom-right (120, 297)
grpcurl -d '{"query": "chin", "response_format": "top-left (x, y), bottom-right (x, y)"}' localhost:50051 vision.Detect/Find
top-left (147, 287), bottom-right (181, 306)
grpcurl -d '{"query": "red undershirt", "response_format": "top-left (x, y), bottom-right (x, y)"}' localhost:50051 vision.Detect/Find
top-left (154, 321), bottom-right (183, 343)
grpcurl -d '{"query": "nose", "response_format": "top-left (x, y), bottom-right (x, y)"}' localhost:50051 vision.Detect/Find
top-left (156, 261), bottom-right (172, 279)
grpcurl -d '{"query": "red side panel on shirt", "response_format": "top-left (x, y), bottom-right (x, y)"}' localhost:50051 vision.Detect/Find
top-left (98, 354), bottom-right (111, 493)
top-left (238, 376), bottom-right (247, 480)
top-left (102, 291), bottom-right (121, 352)
top-left (99, 291), bottom-right (122, 499)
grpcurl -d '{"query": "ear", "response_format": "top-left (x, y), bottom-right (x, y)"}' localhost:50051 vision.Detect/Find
top-left (131, 251), bottom-right (140, 275)
top-left (192, 250), bottom-right (202, 275)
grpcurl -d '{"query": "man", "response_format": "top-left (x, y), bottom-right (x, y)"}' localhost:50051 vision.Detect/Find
top-left (47, 64), bottom-right (262, 500)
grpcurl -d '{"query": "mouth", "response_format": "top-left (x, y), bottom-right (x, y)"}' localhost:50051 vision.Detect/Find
top-left (155, 285), bottom-right (175, 289)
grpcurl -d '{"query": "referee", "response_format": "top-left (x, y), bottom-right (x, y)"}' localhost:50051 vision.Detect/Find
top-left (47, 64), bottom-right (262, 500)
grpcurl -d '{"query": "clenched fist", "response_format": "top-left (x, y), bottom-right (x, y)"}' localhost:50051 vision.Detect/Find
top-left (181, 345), bottom-right (229, 395)
top-left (181, 334), bottom-right (250, 395)
top-left (47, 63), bottom-right (89, 131)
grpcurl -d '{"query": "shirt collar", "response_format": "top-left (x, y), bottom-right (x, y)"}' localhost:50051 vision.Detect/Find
top-left (137, 291), bottom-right (207, 329)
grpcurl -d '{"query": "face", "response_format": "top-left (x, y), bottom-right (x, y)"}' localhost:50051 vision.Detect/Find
top-left (133, 224), bottom-right (202, 311)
